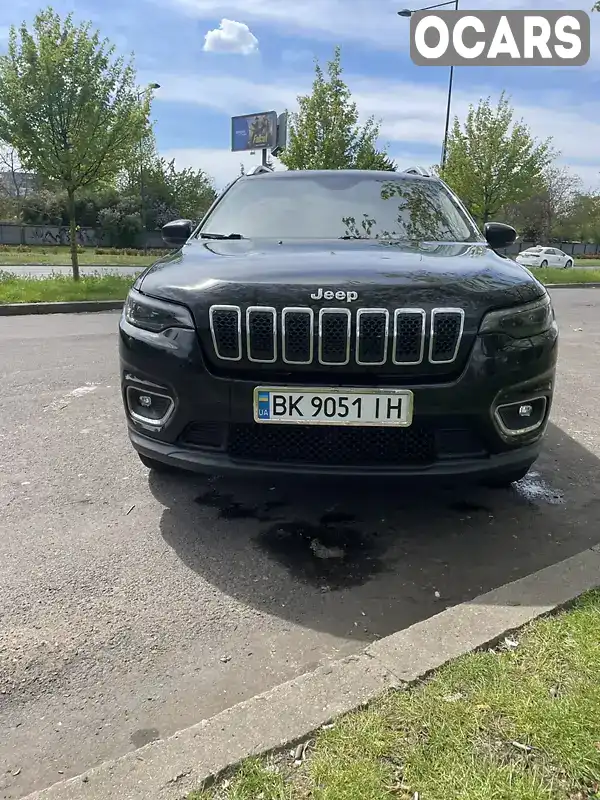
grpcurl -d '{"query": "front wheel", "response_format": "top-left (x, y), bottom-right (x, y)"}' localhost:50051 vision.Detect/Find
top-left (138, 452), bottom-right (181, 474)
top-left (564, 260), bottom-right (573, 269)
top-left (482, 465), bottom-right (531, 489)
top-left (540, 260), bottom-right (548, 267)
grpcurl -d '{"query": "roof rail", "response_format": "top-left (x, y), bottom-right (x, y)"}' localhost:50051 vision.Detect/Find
top-left (250, 164), bottom-right (274, 175)
top-left (402, 165), bottom-right (432, 178)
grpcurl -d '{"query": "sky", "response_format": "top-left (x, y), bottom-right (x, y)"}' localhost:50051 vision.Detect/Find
top-left (1, 0), bottom-right (599, 192)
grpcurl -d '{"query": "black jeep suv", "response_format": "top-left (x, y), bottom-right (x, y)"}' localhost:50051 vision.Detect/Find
top-left (119, 167), bottom-right (558, 485)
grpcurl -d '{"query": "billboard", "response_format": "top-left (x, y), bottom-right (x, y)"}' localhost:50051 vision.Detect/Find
top-left (231, 111), bottom-right (278, 152)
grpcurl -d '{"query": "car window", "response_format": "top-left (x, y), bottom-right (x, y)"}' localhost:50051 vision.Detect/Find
top-left (199, 173), bottom-right (482, 242)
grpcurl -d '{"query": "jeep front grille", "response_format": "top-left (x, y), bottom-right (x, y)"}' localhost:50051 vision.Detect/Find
top-left (208, 305), bottom-right (464, 367)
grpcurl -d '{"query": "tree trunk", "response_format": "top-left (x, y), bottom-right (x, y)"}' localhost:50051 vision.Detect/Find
top-left (67, 189), bottom-right (80, 281)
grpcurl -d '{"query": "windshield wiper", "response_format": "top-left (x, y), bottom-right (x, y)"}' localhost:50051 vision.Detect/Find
top-left (199, 232), bottom-right (244, 240)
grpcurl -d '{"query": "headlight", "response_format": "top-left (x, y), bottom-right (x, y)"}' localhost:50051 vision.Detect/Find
top-left (124, 289), bottom-right (194, 332)
top-left (479, 295), bottom-right (554, 339)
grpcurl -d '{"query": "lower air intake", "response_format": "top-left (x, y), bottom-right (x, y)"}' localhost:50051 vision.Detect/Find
top-left (227, 423), bottom-right (436, 466)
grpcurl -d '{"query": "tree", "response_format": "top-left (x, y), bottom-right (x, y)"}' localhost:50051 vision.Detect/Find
top-left (555, 192), bottom-right (600, 244)
top-left (279, 47), bottom-right (395, 172)
top-left (118, 132), bottom-right (216, 230)
top-left (0, 8), bottom-right (148, 278)
top-left (502, 165), bottom-right (582, 240)
top-left (440, 92), bottom-right (553, 225)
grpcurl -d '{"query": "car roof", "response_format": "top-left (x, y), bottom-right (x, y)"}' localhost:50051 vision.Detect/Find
top-left (239, 169), bottom-right (436, 183)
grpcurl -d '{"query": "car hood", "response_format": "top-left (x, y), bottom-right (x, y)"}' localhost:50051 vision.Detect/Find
top-left (138, 238), bottom-right (545, 310)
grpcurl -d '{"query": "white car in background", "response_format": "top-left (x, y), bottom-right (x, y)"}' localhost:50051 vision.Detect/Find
top-left (515, 246), bottom-right (574, 269)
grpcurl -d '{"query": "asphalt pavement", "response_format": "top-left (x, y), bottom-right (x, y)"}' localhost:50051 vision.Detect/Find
top-left (1, 289), bottom-right (600, 798)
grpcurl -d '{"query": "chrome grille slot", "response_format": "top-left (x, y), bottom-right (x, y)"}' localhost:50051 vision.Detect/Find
top-left (206, 304), bottom-right (465, 367)
top-left (209, 305), bottom-right (241, 361)
top-left (282, 308), bottom-right (313, 364)
top-left (429, 309), bottom-right (465, 364)
top-left (356, 309), bottom-right (389, 365)
top-left (246, 307), bottom-right (277, 363)
top-left (319, 309), bottom-right (351, 365)
top-left (393, 309), bottom-right (426, 365)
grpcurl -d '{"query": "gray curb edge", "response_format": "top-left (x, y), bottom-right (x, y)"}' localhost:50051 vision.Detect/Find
top-left (22, 544), bottom-right (600, 800)
top-left (0, 300), bottom-right (124, 316)
top-left (1, 283), bottom-right (599, 317)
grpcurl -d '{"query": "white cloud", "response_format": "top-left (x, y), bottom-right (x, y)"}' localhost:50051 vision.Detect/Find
top-left (158, 0), bottom-right (600, 61)
top-left (203, 19), bottom-right (259, 54)
top-left (153, 71), bottom-right (600, 188)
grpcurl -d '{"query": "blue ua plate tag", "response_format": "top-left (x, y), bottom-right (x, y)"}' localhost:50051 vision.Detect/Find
top-left (257, 391), bottom-right (271, 420)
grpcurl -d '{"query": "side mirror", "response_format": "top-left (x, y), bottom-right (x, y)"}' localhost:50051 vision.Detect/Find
top-left (162, 219), bottom-right (193, 248)
top-left (484, 222), bottom-right (517, 250)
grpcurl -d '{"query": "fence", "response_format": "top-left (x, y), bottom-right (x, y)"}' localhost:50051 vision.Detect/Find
top-left (0, 223), bottom-right (165, 249)
top-left (502, 240), bottom-right (600, 257)
top-left (0, 223), bottom-right (599, 256)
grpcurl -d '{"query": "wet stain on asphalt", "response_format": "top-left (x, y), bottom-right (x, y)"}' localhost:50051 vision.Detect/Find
top-left (130, 728), bottom-right (160, 749)
top-left (255, 519), bottom-right (388, 590)
top-left (194, 489), bottom-right (288, 521)
top-left (320, 510), bottom-right (357, 525)
top-left (514, 472), bottom-right (565, 506)
top-left (448, 500), bottom-right (491, 513)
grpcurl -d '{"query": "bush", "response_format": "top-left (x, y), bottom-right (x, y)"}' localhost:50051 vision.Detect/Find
top-left (93, 247), bottom-right (170, 256)
top-left (0, 243), bottom-right (85, 253)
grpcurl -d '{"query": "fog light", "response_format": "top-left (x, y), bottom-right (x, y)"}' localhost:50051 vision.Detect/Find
top-left (495, 397), bottom-right (547, 436)
top-left (126, 386), bottom-right (174, 427)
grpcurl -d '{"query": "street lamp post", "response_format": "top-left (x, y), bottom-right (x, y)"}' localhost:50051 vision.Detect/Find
top-left (137, 83), bottom-right (160, 241)
top-left (398, 0), bottom-right (458, 172)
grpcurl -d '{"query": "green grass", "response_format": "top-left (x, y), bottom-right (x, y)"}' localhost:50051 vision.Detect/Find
top-left (0, 271), bottom-right (136, 303)
top-left (0, 245), bottom-right (166, 266)
top-left (192, 590), bottom-right (600, 800)
top-left (531, 267), bottom-right (600, 284)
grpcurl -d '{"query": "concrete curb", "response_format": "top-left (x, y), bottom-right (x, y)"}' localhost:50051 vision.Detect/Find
top-left (22, 544), bottom-right (600, 800)
top-left (0, 300), bottom-right (124, 316)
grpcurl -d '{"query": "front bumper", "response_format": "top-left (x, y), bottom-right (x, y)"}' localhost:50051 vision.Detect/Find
top-left (129, 426), bottom-right (543, 479)
top-left (118, 315), bottom-right (558, 479)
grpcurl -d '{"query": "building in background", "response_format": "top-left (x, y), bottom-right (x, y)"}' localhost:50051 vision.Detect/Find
top-left (0, 170), bottom-right (38, 198)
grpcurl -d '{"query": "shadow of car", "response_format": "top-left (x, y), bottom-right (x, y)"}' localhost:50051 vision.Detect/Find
top-left (149, 421), bottom-right (600, 643)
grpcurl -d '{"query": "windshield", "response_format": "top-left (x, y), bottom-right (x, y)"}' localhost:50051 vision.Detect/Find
top-left (524, 247), bottom-right (543, 253)
top-left (198, 173), bottom-right (482, 242)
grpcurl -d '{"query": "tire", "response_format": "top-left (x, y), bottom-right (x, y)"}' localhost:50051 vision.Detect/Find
top-left (138, 452), bottom-right (180, 474)
top-left (564, 260), bottom-right (573, 269)
top-left (540, 260), bottom-right (548, 267)
top-left (482, 465), bottom-right (531, 489)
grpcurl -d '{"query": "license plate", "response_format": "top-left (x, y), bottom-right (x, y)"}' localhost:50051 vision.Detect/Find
top-left (253, 387), bottom-right (414, 427)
